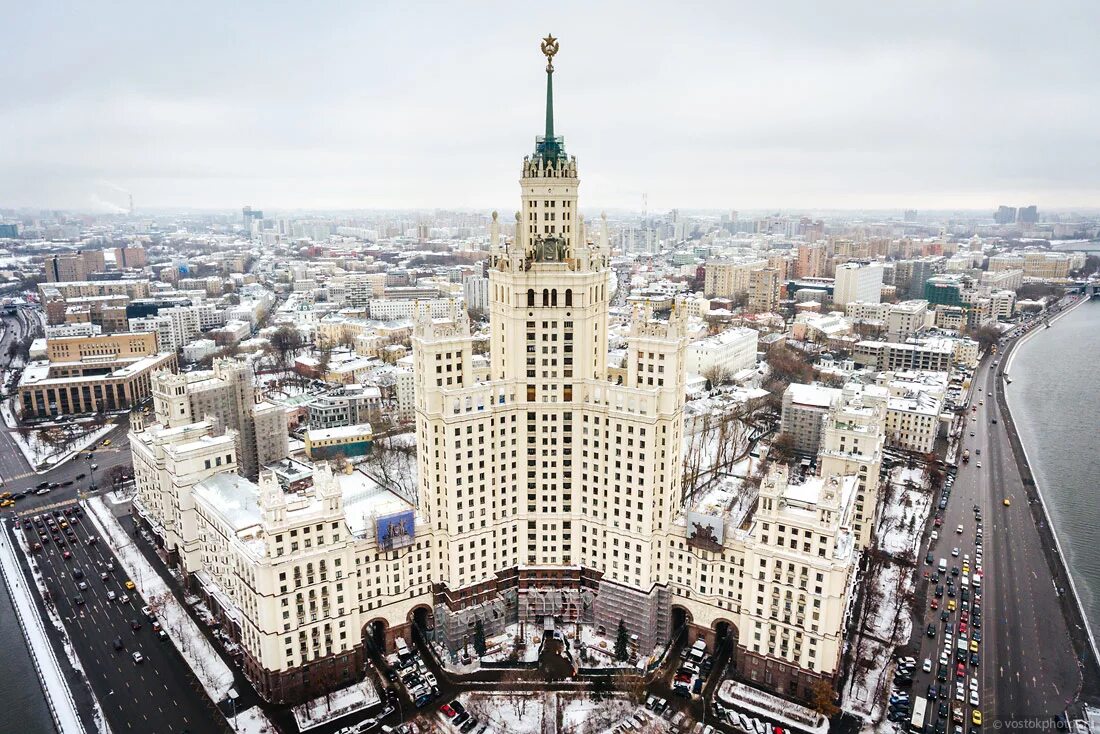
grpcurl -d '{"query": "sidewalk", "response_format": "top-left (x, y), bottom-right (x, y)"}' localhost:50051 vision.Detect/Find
top-left (85, 496), bottom-right (278, 732)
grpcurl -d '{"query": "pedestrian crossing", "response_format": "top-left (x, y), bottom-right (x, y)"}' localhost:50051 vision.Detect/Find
top-left (15, 496), bottom-right (78, 517)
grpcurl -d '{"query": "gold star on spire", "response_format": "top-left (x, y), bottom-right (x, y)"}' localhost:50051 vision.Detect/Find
top-left (541, 34), bottom-right (559, 72)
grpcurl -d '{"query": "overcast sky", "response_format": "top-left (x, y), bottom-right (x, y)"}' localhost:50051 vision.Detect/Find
top-left (3, 1), bottom-right (1099, 213)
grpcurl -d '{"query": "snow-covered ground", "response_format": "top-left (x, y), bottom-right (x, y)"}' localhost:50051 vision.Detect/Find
top-left (231, 706), bottom-right (278, 734)
top-left (0, 526), bottom-right (88, 734)
top-left (843, 464), bottom-right (932, 723)
top-left (458, 691), bottom-right (546, 734)
top-left (559, 694), bottom-right (640, 734)
top-left (2, 402), bottom-right (116, 471)
top-left (292, 678), bottom-right (381, 731)
top-left (877, 466), bottom-right (932, 558)
top-left (85, 497), bottom-right (256, 713)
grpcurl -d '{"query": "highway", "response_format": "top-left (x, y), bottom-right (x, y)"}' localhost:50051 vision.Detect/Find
top-left (13, 504), bottom-right (223, 733)
top-left (902, 304), bottom-right (1085, 732)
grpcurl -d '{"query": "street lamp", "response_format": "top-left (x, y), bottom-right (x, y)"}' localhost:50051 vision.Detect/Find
top-left (228, 688), bottom-right (238, 729)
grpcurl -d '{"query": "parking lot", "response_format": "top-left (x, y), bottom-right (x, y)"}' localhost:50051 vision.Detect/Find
top-left (16, 502), bottom-right (222, 733)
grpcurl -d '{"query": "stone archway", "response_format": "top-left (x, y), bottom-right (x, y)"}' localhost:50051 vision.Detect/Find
top-left (364, 618), bottom-right (388, 653)
top-left (407, 604), bottom-right (435, 645)
top-left (671, 604), bottom-right (693, 643)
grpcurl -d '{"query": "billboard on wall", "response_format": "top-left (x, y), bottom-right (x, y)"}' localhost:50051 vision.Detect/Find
top-left (686, 510), bottom-right (725, 552)
top-left (376, 510), bottom-right (415, 551)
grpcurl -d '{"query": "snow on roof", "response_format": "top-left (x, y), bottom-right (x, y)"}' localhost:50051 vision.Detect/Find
top-left (338, 470), bottom-right (415, 538)
top-left (787, 382), bottom-right (840, 409)
top-left (306, 423), bottom-right (373, 441)
top-left (193, 473), bottom-right (262, 532)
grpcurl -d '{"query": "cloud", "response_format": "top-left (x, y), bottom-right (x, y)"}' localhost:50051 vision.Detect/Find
top-left (1, 1), bottom-right (1098, 211)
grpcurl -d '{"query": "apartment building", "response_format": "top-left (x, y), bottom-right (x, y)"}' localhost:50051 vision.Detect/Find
top-left (852, 338), bottom-right (954, 372)
top-left (780, 383), bottom-right (841, 455)
top-left (816, 383), bottom-right (888, 549)
top-left (832, 262), bottom-right (883, 307)
top-left (686, 327), bottom-right (759, 378)
top-left (44, 250), bottom-right (106, 282)
top-left (151, 359), bottom-right (288, 478)
top-left (704, 258), bottom-right (768, 298)
top-left (748, 268), bottom-right (781, 314)
top-left (306, 385), bottom-right (382, 429)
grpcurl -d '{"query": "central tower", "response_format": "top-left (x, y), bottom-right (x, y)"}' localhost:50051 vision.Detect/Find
top-left (415, 36), bottom-right (688, 656)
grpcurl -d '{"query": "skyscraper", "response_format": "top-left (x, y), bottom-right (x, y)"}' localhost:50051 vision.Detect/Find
top-left (414, 35), bottom-right (692, 652)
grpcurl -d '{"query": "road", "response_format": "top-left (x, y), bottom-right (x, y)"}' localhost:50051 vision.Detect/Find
top-left (904, 304), bottom-right (1084, 731)
top-left (13, 502), bottom-right (223, 733)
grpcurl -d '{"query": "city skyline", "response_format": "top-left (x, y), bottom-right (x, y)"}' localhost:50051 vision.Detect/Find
top-left (3, 2), bottom-right (1099, 212)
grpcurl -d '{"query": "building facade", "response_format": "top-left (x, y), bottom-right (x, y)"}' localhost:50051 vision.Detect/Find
top-left (151, 359), bottom-right (288, 478)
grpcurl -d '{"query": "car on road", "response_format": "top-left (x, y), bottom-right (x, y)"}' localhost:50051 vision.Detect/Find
top-left (62, 551), bottom-right (72, 559)
top-left (75, 473), bottom-right (85, 480)
top-left (73, 594), bottom-right (85, 605)
top-left (34, 488), bottom-right (50, 495)
top-left (975, 462), bottom-right (981, 468)
top-left (951, 547), bottom-right (959, 557)
top-left (113, 637), bottom-right (124, 651)
top-left (125, 580), bottom-right (135, 590)
top-left (130, 619), bottom-right (142, 630)
top-left (107, 590), bottom-right (116, 601)
top-left (923, 658), bottom-right (933, 672)
top-left (969, 432), bottom-right (974, 437)
top-left (132, 651), bottom-right (144, 664)
top-left (927, 624), bottom-right (937, 638)
top-left (972, 711), bottom-right (982, 726)
top-left (1003, 498), bottom-right (1011, 506)
top-left (956, 525), bottom-right (964, 534)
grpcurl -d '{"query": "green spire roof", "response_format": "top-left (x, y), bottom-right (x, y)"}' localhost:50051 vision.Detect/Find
top-left (535, 34), bottom-right (565, 161)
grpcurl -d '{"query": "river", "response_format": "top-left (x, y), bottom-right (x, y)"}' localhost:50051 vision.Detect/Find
top-left (1006, 297), bottom-right (1100, 641)
top-left (0, 571), bottom-right (55, 733)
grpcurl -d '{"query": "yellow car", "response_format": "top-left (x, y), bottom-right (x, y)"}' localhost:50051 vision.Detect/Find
top-left (972, 710), bottom-right (983, 726)
top-left (102, 439), bottom-right (111, 447)
top-left (1003, 498), bottom-right (1011, 506)
top-left (947, 599), bottom-right (957, 612)
top-left (970, 639), bottom-right (979, 653)
top-left (124, 580), bottom-right (135, 590)
top-left (0, 500), bottom-right (13, 508)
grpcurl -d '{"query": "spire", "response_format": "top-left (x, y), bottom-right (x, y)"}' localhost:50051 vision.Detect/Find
top-left (536, 34), bottom-right (564, 160)
top-left (543, 34), bottom-right (557, 141)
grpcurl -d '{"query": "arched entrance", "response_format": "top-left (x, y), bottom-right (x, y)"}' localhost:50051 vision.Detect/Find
top-left (365, 618), bottom-right (388, 653)
top-left (711, 618), bottom-right (739, 675)
top-left (670, 604), bottom-right (693, 642)
top-left (408, 604), bottom-right (435, 645)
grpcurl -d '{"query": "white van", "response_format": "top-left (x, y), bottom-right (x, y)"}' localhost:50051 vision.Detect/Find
top-left (938, 558), bottom-right (948, 573)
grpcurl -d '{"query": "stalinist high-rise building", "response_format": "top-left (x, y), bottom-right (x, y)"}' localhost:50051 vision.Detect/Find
top-left (415, 40), bottom-right (859, 703)
top-left (414, 34), bottom-right (692, 650)
top-left (133, 37), bottom-right (863, 705)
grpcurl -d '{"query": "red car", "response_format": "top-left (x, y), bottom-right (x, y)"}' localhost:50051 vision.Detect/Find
top-left (934, 517), bottom-right (944, 527)
top-left (956, 662), bottom-right (966, 678)
top-left (958, 621), bottom-right (968, 635)
top-left (930, 598), bottom-right (939, 610)
top-left (63, 551), bottom-right (72, 560)
top-left (440, 704), bottom-right (456, 718)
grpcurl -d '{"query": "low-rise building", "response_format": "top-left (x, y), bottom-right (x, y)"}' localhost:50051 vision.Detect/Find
top-left (19, 332), bottom-right (176, 419)
top-left (686, 327), bottom-right (759, 378)
top-left (303, 423), bottom-right (373, 460)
